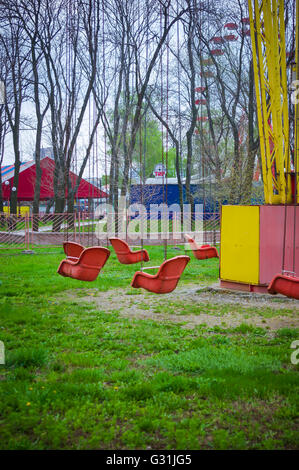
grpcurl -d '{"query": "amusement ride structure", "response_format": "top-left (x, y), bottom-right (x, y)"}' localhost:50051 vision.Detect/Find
top-left (220, 0), bottom-right (299, 298)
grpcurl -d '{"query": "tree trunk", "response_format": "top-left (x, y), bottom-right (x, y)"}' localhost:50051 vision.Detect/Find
top-left (0, 179), bottom-right (3, 213)
top-left (10, 155), bottom-right (20, 220)
top-left (0, 177), bottom-right (4, 228)
top-left (46, 198), bottom-right (54, 214)
top-left (175, 144), bottom-right (184, 219)
top-left (32, 140), bottom-right (42, 231)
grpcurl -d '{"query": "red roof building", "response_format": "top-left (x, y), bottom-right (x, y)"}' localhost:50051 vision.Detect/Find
top-left (1, 157), bottom-right (108, 201)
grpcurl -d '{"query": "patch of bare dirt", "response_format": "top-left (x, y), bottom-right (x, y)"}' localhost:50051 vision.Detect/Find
top-left (57, 283), bottom-right (299, 331)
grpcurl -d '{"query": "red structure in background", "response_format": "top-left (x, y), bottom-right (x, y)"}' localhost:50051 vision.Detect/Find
top-left (210, 49), bottom-right (224, 56)
top-left (224, 34), bottom-right (238, 41)
top-left (195, 98), bottom-right (207, 105)
top-left (1, 157), bottom-right (107, 201)
top-left (210, 36), bottom-right (225, 44)
top-left (224, 23), bottom-right (238, 30)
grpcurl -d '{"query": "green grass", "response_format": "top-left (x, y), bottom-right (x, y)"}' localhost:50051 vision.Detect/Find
top-left (0, 246), bottom-right (298, 450)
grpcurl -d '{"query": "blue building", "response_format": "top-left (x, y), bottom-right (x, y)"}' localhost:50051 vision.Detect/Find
top-left (130, 177), bottom-right (217, 218)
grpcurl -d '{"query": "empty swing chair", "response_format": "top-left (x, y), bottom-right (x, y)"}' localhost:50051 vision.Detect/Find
top-left (131, 256), bottom-right (191, 294)
top-left (57, 246), bottom-right (110, 281)
top-left (184, 234), bottom-right (219, 260)
top-left (268, 274), bottom-right (299, 300)
top-left (109, 237), bottom-right (150, 265)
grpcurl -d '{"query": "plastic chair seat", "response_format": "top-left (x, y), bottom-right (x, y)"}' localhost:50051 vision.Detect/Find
top-left (268, 274), bottom-right (299, 300)
top-left (57, 247), bottom-right (110, 281)
top-left (131, 255), bottom-right (190, 294)
top-left (185, 234), bottom-right (219, 260)
top-left (109, 238), bottom-right (150, 264)
top-left (63, 241), bottom-right (85, 261)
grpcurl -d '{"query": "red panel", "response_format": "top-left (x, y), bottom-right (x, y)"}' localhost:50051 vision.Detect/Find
top-left (220, 280), bottom-right (251, 292)
top-left (260, 206), bottom-right (299, 284)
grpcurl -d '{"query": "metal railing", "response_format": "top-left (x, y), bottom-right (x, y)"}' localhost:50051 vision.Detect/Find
top-left (0, 211), bottom-right (220, 249)
top-left (0, 213), bottom-right (30, 250)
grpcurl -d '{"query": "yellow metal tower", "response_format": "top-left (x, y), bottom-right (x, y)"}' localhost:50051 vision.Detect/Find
top-left (248, 0), bottom-right (293, 204)
top-left (220, 0), bottom-right (299, 293)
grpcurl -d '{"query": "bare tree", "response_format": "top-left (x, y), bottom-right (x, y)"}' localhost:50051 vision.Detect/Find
top-left (7, 0), bottom-right (52, 229)
top-left (0, 3), bottom-right (30, 215)
top-left (99, 0), bottom-right (188, 232)
top-left (34, 0), bottom-right (103, 230)
top-left (193, 0), bottom-right (260, 204)
top-left (0, 82), bottom-right (9, 215)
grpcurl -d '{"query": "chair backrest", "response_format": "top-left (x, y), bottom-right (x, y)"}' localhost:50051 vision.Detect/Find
top-left (185, 234), bottom-right (200, 251)
top-left (157, 256), bottom-right (190, 280)
top-left (79, 247), bottom-right (110, 268)
top-left (109, 238), bottom-right (130, 255)
top-left (63, 241), bottom-right (84, 258)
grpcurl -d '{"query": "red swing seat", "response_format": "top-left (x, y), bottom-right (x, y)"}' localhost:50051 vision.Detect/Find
top-left (109, 237), bottom-right (150, 265)
top-left (63, 241), bottom-right (85, 262)
top-left (184, 234), bottom-right (219, 260)
top-left (57, 247), bottom-right (110, 281)
top-left (131, 255), bottom-right (190, 294)
top-left (268, 274), bottom-right (299, 300)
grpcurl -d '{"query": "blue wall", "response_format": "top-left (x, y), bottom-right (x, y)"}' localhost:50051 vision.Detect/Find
top-left (130, 183), bottom-right (218, 217)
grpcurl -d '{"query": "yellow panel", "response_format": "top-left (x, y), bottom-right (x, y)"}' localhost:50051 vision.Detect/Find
top-left (220, 206), bottom-right (260, 284)
top-left (3, 207), bottom-right (30, 216)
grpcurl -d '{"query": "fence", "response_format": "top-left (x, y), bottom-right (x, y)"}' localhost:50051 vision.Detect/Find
top-left (0, 214), bottom-right (30, 250)
top-left (0, 211), bottom-right (220, 250)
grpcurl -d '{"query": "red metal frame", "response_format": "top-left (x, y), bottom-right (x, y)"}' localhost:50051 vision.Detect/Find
top-left (211, 49), bottom-right (224, 56)
top-left (210, 36), bottom-right (225, 44)
top-left (224, 34), bottom-right (238, 41)
top-left (224, 23), bottom-right (238, 30)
